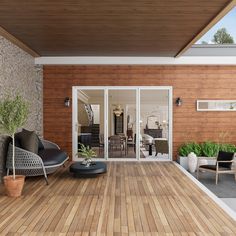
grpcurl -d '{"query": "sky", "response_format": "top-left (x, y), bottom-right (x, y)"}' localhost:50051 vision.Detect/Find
top-left (196, 7), bottom-right (236, 44)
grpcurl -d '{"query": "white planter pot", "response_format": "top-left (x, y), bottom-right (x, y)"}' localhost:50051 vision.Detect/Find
top-left (198, 158), bottom-right (208, 172)
top-left (198, 159), bottom-right (208, 166)
top-left (198, 157), bottom-right (216, 172)
top-left (199, 157), bottom-right (216, 165)
top-left (232, 157), bottom-right (236, 170)
top-left (177, 156), bottom-right (188, 170)
top-left (188, 152), bottom-right (198, 173)
top-left (207, 159), bottom-right (216, 165)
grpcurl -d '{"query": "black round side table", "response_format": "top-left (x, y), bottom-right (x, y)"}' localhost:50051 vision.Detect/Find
top-left (70, 162), bottom-right (107, 177)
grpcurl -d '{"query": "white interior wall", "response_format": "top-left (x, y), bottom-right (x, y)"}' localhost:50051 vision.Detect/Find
top-left (126, 104), bottom-right (168, 138)
top-left (77, 102), bottom-right (89, 132)
top-left (91, 104), bottom-right (100, 124)
top-left (89, 97), bottom-right (104, 134)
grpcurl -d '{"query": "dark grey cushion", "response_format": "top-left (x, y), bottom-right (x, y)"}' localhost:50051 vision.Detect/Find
top-left (14, 131), bottom-right (44, 153)
top-left (217, 151), bottom-right (234, 168)
top-left (38, 149), bottom-right (68, 166)
top-left (14, 133), bottom-right (22, 148)
top-left (37, 136), bottom-right (44, 151)
top-left (0, 135), bottom-right (11, 182)
top-left (18, 129), bottom-right (38, 154)
top-left (199, 165), bottom-right (230, 171)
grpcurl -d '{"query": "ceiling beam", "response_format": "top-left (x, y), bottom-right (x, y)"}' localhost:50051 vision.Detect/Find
top-left (35, 56), bottom-right (236, 65)
top-left (0, 26), bottom-right (40, 57)
top-left (175, 0), bottom-right (236, 58)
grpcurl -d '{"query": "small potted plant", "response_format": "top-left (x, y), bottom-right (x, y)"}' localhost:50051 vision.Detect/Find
top-left (77, 143), bottom-right (97, 167)
top-left (0, 95), bottom-right (29, 197)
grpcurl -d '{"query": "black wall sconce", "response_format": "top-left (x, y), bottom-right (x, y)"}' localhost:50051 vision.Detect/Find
top-left (175, 97), bottom-right (182, 106)
top-left (64, 97), bottom-right (70, 107)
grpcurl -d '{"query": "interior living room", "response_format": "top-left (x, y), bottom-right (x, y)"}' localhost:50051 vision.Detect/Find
top-left (0, 1), bottom-right (236, 235)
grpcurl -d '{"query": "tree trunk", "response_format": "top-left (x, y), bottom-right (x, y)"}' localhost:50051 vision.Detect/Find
top-left (12, 133), bottom-right (15, 180)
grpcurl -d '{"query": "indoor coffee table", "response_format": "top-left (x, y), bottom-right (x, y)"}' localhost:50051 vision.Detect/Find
top-left (70, 161), bottom-right (107, 177)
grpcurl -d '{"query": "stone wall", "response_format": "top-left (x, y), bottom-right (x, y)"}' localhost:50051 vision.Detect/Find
top-left (0, 36), bottom-right (43, 181)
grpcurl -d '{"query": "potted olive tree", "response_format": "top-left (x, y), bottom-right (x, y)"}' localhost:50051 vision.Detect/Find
top-left (0, 95), bottom-right (28, 197)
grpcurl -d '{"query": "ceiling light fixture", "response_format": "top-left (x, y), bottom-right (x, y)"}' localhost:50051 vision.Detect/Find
top-left (113, 105), bottom-right (123, 116)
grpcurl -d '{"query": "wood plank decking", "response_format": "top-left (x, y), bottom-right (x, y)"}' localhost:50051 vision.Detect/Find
top-left (0, 162), bottom-right (235, 235)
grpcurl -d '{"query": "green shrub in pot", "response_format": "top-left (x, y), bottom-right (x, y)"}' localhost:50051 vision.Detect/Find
top-left (201, 141), bottom-right (219, 157)
top-left (178, 142), bottom-right (202, 157)
top-left (219, 143), bottom-right (236, 153)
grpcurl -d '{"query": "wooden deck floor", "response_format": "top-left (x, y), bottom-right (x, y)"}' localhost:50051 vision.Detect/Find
top-left (0, 162), bottom-right (235, 235)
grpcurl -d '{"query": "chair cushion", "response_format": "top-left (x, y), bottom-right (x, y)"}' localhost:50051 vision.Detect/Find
top-left (199, 164), bottom-right (230, 171)
top-left (14, 133), bottom-right (22, 148)
top-left (217, 151), bottom-right (234, 168)
top-left (18, 129), bottom-right (38, 154)
top-left (38, 149), bottom-right (68, 166)
top-left (37, 135), bottom-right (44, 151)
top-left (142, 134), bottom-right (153, 144)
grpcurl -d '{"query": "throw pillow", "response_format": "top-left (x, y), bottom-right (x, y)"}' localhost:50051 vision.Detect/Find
top-left (14, 132), bottom-right (22, 148)
top-left (37, 135), bottom-right (44, 151)
top-left (19, 129), bottom-right (39, 154)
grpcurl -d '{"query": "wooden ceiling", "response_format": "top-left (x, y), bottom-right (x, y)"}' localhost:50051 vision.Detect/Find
top-left (0, 0), bottom-right (232, 57)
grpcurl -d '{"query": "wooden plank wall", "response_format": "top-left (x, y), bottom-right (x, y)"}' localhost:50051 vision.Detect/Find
top-left (43, 66), bottom-right (236, 160)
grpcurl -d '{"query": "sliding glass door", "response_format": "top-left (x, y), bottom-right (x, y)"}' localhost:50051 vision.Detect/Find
top-left (77, 89), bottom-right (105, 159)
top-left (73, 86), bottom-right (172, 161)
top-left (108, 89), bottom-right (137, 159)
top-left (140, 89), bottom-right (170, 160)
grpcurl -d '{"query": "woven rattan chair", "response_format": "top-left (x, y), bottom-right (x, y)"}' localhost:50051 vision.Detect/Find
top-left (6, 139), bottom-right (69, 185)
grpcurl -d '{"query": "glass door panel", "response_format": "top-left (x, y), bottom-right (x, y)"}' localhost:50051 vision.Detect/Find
top-left (77, 89), bottom-right (105, 159)
top-left (140, 89), bottom-right (169, 160)
top-left (108, 89), bottom-right (136, 159)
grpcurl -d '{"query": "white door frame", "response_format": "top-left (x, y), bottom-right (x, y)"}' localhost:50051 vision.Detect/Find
top-left (72, 86), bottom-right (173, 161)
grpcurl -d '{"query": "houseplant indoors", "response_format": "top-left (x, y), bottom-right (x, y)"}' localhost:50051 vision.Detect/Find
top-left (0, 95), bottom-right (28, 197)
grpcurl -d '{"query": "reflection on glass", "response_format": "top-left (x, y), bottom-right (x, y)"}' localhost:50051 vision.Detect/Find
top-left (108, 90), bottom-right (136, 158)
top-left (140, 90), bottom-right (169, 159)
top-left (77, 90), bottom-right (104, 158)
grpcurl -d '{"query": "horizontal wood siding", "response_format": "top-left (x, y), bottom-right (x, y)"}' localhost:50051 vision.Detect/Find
top-left (44, 66), bottom-right (236, 160)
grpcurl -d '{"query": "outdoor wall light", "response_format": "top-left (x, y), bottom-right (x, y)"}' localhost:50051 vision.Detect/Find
top-left (64, 97), bottom-right (70, 107)
top-left (175, 97), bottom-right (182, 106)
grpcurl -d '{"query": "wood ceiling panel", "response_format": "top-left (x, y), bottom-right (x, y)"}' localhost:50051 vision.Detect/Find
top-left (0, 0), bottom-right (231, 56)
